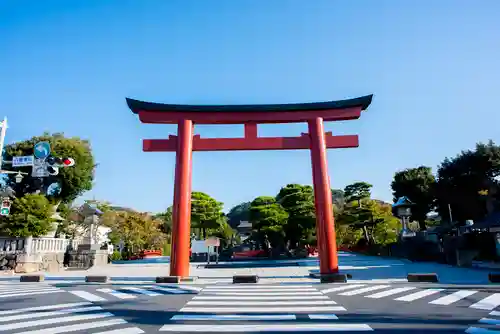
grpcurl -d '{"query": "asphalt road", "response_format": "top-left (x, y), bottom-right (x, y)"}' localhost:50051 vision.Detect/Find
top-left (1, 281), bottom-right (500, 333)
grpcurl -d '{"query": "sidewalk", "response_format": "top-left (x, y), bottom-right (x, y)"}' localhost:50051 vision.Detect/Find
top-left (1, 252), bottom-right (497, 285)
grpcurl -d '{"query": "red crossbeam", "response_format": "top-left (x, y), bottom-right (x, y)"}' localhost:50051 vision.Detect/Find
top-left (143, 133), bottom-right (359, 152)
top-left (138, 107), bottom-right (362, 125)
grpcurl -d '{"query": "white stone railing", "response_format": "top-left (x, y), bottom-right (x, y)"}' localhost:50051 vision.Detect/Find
top-left (0, 237), bottom-right (82, 254)
top-left (30, 238), bottom-right (82, 253)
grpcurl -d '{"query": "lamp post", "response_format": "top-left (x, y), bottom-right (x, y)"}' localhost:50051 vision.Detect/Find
top-left (0, 117), bottom-right (8, 169)
top-left (393, 196), bottom-right (416, 239)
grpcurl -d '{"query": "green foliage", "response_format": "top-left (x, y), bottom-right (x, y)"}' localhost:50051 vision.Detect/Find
top-left (436, 140), bottom-right (500, 223)
top-left (88, 200), bottom-right (113, 213)
top-left (154, 206), bottom-right (173, 235)
top-left (162, 242), bottom-right (171, 256)
top-left (249, 196), bottom-right (288, 247)
top-left (226, 202), bottom-right (251, 228)
top-left (344, 182), bottom-right (372, 204)
top-left (0, 194), bottom-right (54, 237)
top-left (208, 219), bottom-right (239, 249)
top-left (3, 133), bottom-right (95, 203)
top-left (110, 250), bottom-right (122, 261)
top-left (391, 166), bottom-right (436, 230)
top-left (331, 189), bottom-right (345, 213)
top-left (276, 184), bottom-right (316, 248)
top-left (191, 191), bottom-right (225, 239)
top-left (101, 211), bottom-right (165, 252)
top-left (336, 197), bottom-right (399, 246)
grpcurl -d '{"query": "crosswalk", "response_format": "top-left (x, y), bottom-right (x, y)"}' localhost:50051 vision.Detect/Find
top-left (0, 282), bottom-right (63, 299)
top-left (0, 301), bottom-right (144, 333)
top-left (322, 284), bottom-right (500, 310)
top-left (68, 284), bottom-right (202, 302)
top-left (159, 284), bottom-right (373, 332)
top-left (466, 310), bottom-right (500, 333)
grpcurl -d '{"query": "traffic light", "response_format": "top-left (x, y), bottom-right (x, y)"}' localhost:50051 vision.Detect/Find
top-left (46, 156), bottom-right (60, 176)
top-left (45, 156), bottom-right (76, 176)
top-left (1, 198), bottom-right (11, 216)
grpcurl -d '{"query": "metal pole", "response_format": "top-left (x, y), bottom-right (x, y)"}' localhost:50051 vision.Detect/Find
top-left (448, 203), bottom-right (453, 224)
top-left (0, 117), bottom-right (8, 169)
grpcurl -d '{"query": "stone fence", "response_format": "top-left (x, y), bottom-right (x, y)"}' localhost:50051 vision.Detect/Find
top-left (0, 237), bottom-right (82, 254)
top-left (0, 237), bottom-right (107, 274)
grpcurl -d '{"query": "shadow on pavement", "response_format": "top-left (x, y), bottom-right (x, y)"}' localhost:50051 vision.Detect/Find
top-left (84, 304), bottom-right (479, 332)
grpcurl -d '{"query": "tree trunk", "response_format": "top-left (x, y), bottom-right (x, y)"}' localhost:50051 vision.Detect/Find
top-left (418, 220), bottom-right (426, 231)
top-left (362, 225), bottom-right (370, 242)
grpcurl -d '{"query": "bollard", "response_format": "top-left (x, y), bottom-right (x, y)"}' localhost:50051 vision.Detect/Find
top-left (407, 273), bottom-right (439, 283)
top-left (85, 276), bottom-right (109, 283)
top-left (20, 275), bottom-right (44, 283)
top-left (156, 276), bottom-right (181, 284)
top-left (233, 275), bottom-right (259, 284)
top-left (320, 273), bottom-right (348, 283)
top-left (488, 273), bottom-right (500, 283)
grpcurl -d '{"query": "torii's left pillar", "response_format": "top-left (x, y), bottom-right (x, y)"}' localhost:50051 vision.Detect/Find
top-left (170, 119), bottom-right (194, 277)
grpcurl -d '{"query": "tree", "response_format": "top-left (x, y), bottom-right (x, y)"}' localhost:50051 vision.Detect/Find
top-left (249, 196), bottom-right (288, 250)
top-left (336, 198), bottom-right (398, 246)
top-left (344, 182), bottom-right (372, 206)
top-left (331, 189), bottom-right (345, 214)
top-left (101, 211), bottom-right (166, 253)
top-left (226, 202), bottom-right (251, 228)
top-left (191, 192), bottom-right (225, 239)
top-left (276, 184), bottom-right (316, 249)
top-left (0, 194), bottom-right (54, 237)
top-left (209, 219), bottom-right (240, 249)
top-left (154, 206), bottom-right (173, 235)
top-left (3, 133), bottom-right (96, 204)
top-left (436, 140), bottom-right (500, 223)
top-left (391, 166), bottom-right (436, 230)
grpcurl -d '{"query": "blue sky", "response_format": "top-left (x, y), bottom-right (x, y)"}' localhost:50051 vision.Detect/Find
top-left (1, 0), bottom-right (499, 213)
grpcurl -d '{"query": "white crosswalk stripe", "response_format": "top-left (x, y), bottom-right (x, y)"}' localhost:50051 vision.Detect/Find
top-left (429, 290), bottom-right (478, 305)
top-left (465, 310), bottom-right (500, 333)
top-left (322, 284), bottom-right (500, 310)
top-left (160, 284), bottom-right (373, 332)
top-left (0, 282), bottom-right (63, 299)
top-left (68, 284), bottom-right (197, 301)
top-left (0, 302), bottom-right (143, 333)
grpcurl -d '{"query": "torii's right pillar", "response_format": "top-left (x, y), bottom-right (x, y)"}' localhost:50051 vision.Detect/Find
top-left (308, 117), bottom-right (339, 274)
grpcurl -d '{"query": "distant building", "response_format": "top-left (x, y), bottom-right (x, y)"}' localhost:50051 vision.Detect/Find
top-left (236, 221), bottom-right (252, 240)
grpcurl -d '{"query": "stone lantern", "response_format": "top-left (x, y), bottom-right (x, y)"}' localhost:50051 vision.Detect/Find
top-left (393, 196), bottom-right (416, 239)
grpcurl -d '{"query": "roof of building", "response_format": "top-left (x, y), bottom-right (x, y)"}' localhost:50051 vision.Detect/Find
top-left (126, 95), bottom-right (373, 114)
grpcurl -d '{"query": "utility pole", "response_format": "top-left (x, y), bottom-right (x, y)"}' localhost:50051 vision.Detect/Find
top-left (0, 117), bottom-right (7, 169)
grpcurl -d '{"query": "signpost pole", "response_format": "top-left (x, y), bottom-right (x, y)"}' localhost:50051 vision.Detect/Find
top-left (0, 117), bottom-right (8, 169)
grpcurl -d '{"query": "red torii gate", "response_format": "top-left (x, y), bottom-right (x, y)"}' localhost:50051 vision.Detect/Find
top-left (126, 95), bottom-right (373, 277)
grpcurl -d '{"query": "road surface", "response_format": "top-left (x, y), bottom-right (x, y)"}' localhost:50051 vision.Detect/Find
top-left (1, 280), bottom-right (499, 333)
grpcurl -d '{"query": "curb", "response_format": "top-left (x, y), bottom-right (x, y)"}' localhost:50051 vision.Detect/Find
top-left (0, 274), bottom-right (317, 282)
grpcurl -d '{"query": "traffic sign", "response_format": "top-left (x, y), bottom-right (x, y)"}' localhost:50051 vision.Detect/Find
top-left (34, 141), bottom-right (51, 159)
top-left (32, 158), bottom-right (49, 177)
top-left (12, 155), bottom-right (34, 167)
top-left (205, 237), bottom-right (220, 247)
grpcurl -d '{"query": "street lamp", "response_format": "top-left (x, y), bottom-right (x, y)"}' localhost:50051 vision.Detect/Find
top-left (0, 170), bottom-right (28, 183)
top-left (15, 172), bottom-right (23, 183)
top-left (393, 196), bottom-right (416, 239)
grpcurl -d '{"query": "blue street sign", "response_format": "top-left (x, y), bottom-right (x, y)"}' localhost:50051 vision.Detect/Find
top-left (34, 141), bottom-right (51, 159)
top-left (12, 155), bottom-right (34, 167)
